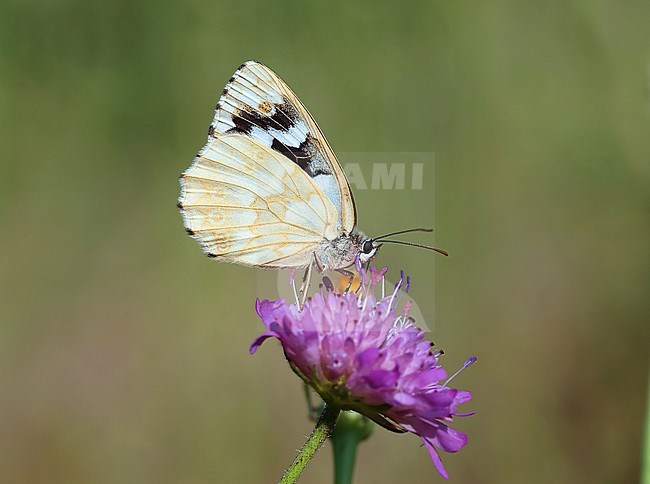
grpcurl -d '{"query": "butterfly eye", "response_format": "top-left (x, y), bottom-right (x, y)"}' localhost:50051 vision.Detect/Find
top-left (362, 240), bottom-right (375, 254)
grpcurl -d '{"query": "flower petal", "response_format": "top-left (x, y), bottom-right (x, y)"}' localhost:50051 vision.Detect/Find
top-left (422, 437), bottom-right (449, 479)
top-left (249, 332), bottom-right (277, 354)
top-left (435, 425), bottom-right (468, 453)
top-left (363, 369), bottom-right (399, 388)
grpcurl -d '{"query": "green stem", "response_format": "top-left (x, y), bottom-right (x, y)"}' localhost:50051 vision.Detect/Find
top-left (331, 427), bottom-right (359, 484)
top-left (330, 412), bottom-right (375, 484)
top-left (279, 404), bottom-right (341, 484)
top-left (642, 369), bottom-right (650, 484)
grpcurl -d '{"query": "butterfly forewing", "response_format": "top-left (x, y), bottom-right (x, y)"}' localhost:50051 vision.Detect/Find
top-left (210, 61), bottom-right (356, 233)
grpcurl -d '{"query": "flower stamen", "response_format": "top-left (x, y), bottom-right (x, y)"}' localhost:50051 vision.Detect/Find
top-left (443, 356), bottom-right (478, 387)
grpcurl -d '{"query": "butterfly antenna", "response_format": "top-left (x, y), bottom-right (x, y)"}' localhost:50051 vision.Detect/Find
top-left (374, 227), bottom-right (433, 241)
top-left (378, 239), bottom-right (449, 256)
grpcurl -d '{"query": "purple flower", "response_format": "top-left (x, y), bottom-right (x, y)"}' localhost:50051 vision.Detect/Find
top-left (250, 266), bottom-right (474, 479)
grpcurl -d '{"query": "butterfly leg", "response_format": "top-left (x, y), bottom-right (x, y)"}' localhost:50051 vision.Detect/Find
top-left (298, 262), bottom-right (314, 308)
top-left (336, 268), bottom-right (356, 294)
top-left (313, 253), bottom-right (324, 273)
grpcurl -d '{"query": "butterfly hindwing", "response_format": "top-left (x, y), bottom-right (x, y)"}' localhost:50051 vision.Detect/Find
top-left (179, 134), bottom-right (339, 268)
top-left (210, 61), bottom-right (356, 233)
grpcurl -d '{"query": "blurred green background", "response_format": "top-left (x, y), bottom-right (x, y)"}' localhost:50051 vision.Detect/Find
top-left (1, 1), bottom-right (648, 482)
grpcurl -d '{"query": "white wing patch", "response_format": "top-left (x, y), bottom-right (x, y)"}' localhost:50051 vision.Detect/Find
top-left (179, 134), bottom-right (339, 268)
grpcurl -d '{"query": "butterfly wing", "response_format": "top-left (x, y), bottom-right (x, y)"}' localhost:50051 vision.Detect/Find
top-left (210, 61), bottom-right (356, 234)
top-left (179, 134), bottom-right (339, 268)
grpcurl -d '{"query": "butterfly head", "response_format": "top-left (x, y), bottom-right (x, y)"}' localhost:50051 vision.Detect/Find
top-left (359, 238), bottom-right (381, 264)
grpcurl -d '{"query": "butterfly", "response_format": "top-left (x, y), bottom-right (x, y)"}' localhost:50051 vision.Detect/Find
top-left (178, 61), bottom-right (446, 295)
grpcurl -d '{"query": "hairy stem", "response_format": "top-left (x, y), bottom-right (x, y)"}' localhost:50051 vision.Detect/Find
top-left (279, 404), bottom-right (341, 484)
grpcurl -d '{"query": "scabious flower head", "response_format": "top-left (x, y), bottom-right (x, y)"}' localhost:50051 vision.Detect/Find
top-left (250, 264), bottom-right (474, 479)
